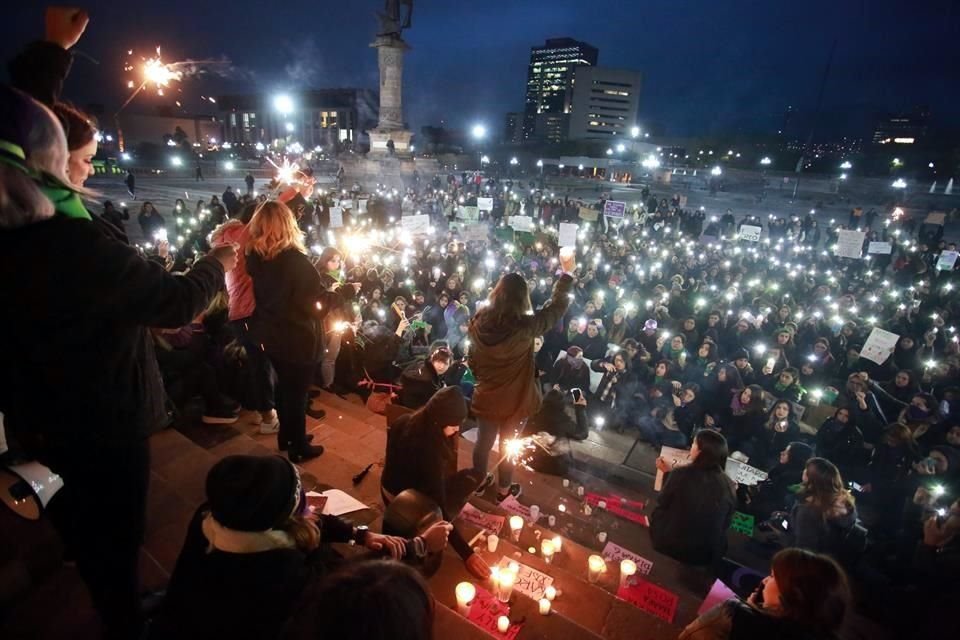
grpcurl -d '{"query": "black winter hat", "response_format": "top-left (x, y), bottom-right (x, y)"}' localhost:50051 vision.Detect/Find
top-left (423, 386), bottom-right (468, 429)
top-left (731, 348), bottom-right (750, 361)
top-left (206, 455), bottom-right (301, 532)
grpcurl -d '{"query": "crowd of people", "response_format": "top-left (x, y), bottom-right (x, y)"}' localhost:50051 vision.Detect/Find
top-left (2, 7), bottom-right (959, 640)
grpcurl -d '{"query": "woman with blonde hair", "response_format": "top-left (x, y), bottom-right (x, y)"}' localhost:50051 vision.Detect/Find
top-left (788, 458), bottom-right (859, 557)
top-left (246, 201), bottom-right (328, 461)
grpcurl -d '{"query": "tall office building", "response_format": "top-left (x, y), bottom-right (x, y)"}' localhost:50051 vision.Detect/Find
top-left (566, 66), bottom-right (641, 140)
top-left (504, 112), bottom-right (523, 143)
top-left (871, 107), bottom-right (929, 145)
top-left (523, 38), bottom-right (598, 141)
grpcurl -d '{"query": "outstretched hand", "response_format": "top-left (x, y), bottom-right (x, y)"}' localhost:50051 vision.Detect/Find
top-left (46, 7), bottom-right (89, 50)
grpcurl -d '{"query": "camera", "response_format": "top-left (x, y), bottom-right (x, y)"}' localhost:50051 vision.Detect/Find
top-left (571, 388), bottom-right (583, 403)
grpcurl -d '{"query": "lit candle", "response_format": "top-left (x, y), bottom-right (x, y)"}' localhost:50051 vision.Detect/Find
top-left (509, 515), bottom-right (524, 542)
top-left (498, 570), bottom-right (516, 603)
top-left (509, 561), bottom-right (519, 574)
top-left (541, 539), bottom-right (555, 563)
top-left (588, 555), bottom-right (606, 583)
top-left (539, 598), bottom-right (551, 615)
top-left (545, 585), bottom-right (557, 601)
top-left (552, 536), bottom-right (562, 553)
top-left (558, 504), bottom-right (566, 513)
top-left (455, 582), bottom-right (476, 616)
top-left (497, 615), bottom-right (510, 634)
top-left (530, 505), bottom-right (540, 522)
top-left (487, 533), bottom-right (499, 552)
top-left (597, 531), bottom-right (607, 544)
top-left (577, 486), bottom-right (585, 497)
top-left (562, 479), bottom-right (570, 488)
top-left (547, 515), bottom-right (557, 527)
top-left (620, 559), bottom-right (637, 588)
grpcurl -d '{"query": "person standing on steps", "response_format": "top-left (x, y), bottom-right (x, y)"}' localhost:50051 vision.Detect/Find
top-left (468, 249), bottom-right (576, 502)
top-left (125, 168), bottom-right (136, 199)
top-left (245, 171), bottom-right (255, 195)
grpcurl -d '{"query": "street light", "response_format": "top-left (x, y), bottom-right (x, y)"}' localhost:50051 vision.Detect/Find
top-left (642, 154), bottom-right (661, 170)
top-left (273, 94), bottom-right (294, 115)
top-left (510, 157), bottom-right (518, 166)
top-left (892, 178), bottom-right (907, 189)
top-left (605, 148), bottom-right (613, 155)
top-left (630, 126), bottom-right (640, 138)
top-left (616, 143), bottom-right (626, 153)
top-left (892, 158), bottom-right (903, 167)
top-left (285, 122), bottom-right (295, 133)
top-left (760, 157), bottom-right (772, 166)
top-left (480, 155), bottom-right (489, 165)
top-left (254, 142), bottom-right (265, 152)
top-left (471, 124), bottom-right (487, 140)
top-left (840, 161), bottom-right (852, 170)
top-left (171, 156), bottom-right (183, 167)
top-left (711, 166), bottom-right (722, 176)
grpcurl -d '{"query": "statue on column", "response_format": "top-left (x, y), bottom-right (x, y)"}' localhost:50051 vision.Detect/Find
top-left (377, 0), bottom-right (413, 39)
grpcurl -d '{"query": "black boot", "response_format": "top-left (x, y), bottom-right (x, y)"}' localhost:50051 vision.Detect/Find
top-left (288, 443), bottom-right (325, 463)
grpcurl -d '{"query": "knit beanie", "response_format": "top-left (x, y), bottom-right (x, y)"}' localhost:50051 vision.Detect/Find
top-left (423, 386), bottom-right (468, 429)
top-left (206, 455), bottom-right (300, 532)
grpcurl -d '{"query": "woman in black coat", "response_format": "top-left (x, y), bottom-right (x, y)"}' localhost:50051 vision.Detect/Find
top-left (815, 407), bottom-right (867, 477)
top-left (650, 430), bottom-right (737, 566)
top-left (398, 347), bottom-right (453, 409)
top-left (246, 202), bottom-right (332, 461)
top-left (739, 442), bottom-right (813, 521)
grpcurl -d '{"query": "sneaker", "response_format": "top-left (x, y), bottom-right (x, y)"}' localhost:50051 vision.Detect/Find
top-left (288, 443), bottom-right (325, 463)
top-left (279, 434), bottom-right (314, 451)
top-left (495, 483), bottom-right (522, 504)
top-left (258, 413), bottom-right (280, 434)
top-left (474, 473), bottom-right (494, 496)
top-left (202, 407), bottom-right (239, 425)
top-left (306, 407), bottom-right (326, 420)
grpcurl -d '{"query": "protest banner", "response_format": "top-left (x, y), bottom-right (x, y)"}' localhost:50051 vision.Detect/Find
top-left (468, 587), bottom-right (520, 639)
top-left (602, 542), bottom-right (654, 576)
top-left (655, 446), bottom-right (693, 491)
top-left (463, 224), bottom-right (489, 243)
top-left (457, 503), bottom-right (505, 535)
top-left (400, 214), bottom-right (430, 236)
top-left (725, 458), bottom-right (768, 486)
top-left (603, 200), bottom-right (626, 218)
top-left (925, 212), bottom-right (946, 225)
top-left (730, 511), bottom-right (755, 536)
top-left (616, 579), bottom-right (679, 623)
top-left (498, 495), bottom-right (533, 523)
top-left (868, 241), bottom-right (892, 254)
top-left (739, 225), bottom-right (762, 242)
top-left (498, 557), bottom-right (553, 601)
top-left (936, 250), bottom-right (958, 271)
top-left (328, 206), bottom-right (343, 229)
top-left (558, 222), bottom-right (579, 248)
top-left (579, 207), bottom-right (599, 221)
top-left (860, 327), bottom-right (900, 365)
top-left (458, 205), bottom-right (480, 221)
top-left (509, 216), bottom-right (534, 232)
top-left (476, 197), bottom-right (493, 212)
top-left (835, 230), bottom-right (865, 259)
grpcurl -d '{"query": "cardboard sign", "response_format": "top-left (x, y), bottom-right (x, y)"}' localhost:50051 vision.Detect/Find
top-left (925, 212), bottom-right (946, 225)
top-left (458, 205), bottom-right (480, 221)
top-left (338, 199), bottom-right (353, 210)
top-left (463, 224), bottom-right (488, 243)
top-left (654, 446), bottom-right (693, 491)
top-left (498, 495), bottom-right (534, 523)
top-left (468, 586), bottom-right (520, 640)
top-left (585, 493), bottom-right (649, 526)
top-left (616, 579), bottom-right (679, 623)
top-left (458, 503), bottom-right (505, 535)
top-left (601, 542), bottom-right (654, 576)
top-left (730, 511), bottom-right (755, 536)
top-left (725, 458), bottom-right (768, 486)
top-left (476, 197), bottom-right (494, 212)
top-left (739, 225), bottom-right (762, 242)
top-left (835, 230), bottom-right (865, 259)
top-left (508, 216), bottom-right (534, 232)
top-left (357, 199), bottom-right (368, 214)
top-left (498, 557), bottom-right (554, 601)
top-left (860, 327), bottom-right (900, 365)
top-left (697, 579), bottom-right (738, 616)
top-left (868, 241), bottom-right (892, 254)
top-left (558, 222), bottom-right (579, 248)
top-left (329, 206), bottom-right (343, 229)
top-left (578, 206), bottom-right (599, 221)
top-left (603, 200), bottom-right (626, 218)
top-left (936, 250), bottom-right (958, 271)
top-left (401, 214), bottom-right (431, 236)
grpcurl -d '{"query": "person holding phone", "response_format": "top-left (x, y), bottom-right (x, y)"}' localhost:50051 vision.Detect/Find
top-left (315, 247), bottom-right (361, 393)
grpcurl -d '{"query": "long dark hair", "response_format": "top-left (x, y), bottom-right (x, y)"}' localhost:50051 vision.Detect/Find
top-left (691, 429), bottom-right (728, 471)
top-left (802, 458), bottom-right (854, 515)
top-left (474, 272), bottom-right (531, 327)
top-left (769, 548), bottom-right (850, 633)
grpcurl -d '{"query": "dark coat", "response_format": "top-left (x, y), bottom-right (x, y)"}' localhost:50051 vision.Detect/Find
top-left (650, 465), bottom-right (736, 565)
top-left (398, 360), bottom-right (443, 409)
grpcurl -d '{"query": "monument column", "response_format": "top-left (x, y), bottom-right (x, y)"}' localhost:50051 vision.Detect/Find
top-left (369, 36), bottom-right (413, 156)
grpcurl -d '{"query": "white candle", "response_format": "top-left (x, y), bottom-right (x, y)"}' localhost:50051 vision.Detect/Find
top-left (562, 478), bottom-right (570, 488)
top-left (598, 500), bottom-right (607, 510)
top-left (620, 559), bottom-right (637, 587)
top-left (588, 555), bottom-right (606, 583)
top-left (552, 536), bottom-right (563, 553)
top-left (577, 486), bottom-right (585, 497)
top-left (545, 585), bottom-right (557, 601)
top-left (541, 539), bottom-right (555, 563)
top-left (530, 505), bottom-right (540, 522)
top-left (597, 531), bottom-right (607, 544)
top-left (497, 615), bottom-right (510, 633)
top-left (490, 566), bottom-right (500, 598)
top-left (558, 504), bottom-right (566, 513)
top-left (498, 570), bottom-right (516, 603)
top-left (547, 515), bottom-right (557, 527)
top-left (583, 504), bottom-right (592, 516)
top-left (487, 533), bottom-right (499, 552)
top-left (509, 515), bottom-right (524, 542)
top-left (539, 598), bottom-right (551, 615)
top-left (455, 582), bottom-right (476, 616)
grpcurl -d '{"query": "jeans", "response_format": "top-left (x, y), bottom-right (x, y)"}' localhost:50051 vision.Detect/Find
top-left (321, 328), bottom-right (342, 388)
top-left (266, 355), bottom-right (314, 451)
top-left (472, 417), bottom-right (521, 491)
top-left (637, 416), bottom-right (688, 449)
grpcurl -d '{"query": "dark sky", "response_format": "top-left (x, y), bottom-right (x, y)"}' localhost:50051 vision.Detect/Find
top-left (3, 0), bottom-right (958, 138)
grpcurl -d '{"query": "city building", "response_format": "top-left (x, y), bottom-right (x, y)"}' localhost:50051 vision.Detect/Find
top-left (504, 112), bottom-right (523, 144)
top-left (217, 89), bottom-right (378, 147)
top-left (871, 107), bottom-right (929, 145)
top-left (522, 37), bottom-right (598, 141)
top-left (116, 112), bottom-right (222, 150)
top-left (566, 66), bottom-right (641, 141)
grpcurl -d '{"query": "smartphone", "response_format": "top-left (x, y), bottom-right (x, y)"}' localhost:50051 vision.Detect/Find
top-left (781, 519), bottom-right (789, 531)
top-left (571, 388), bottom-right (583, 403)
top-left (765, 357), bottom-right (776, 371)
top-left (936, 507), bottom-right (947, 525)
top-left (848, 481), bottom-right (863, 493)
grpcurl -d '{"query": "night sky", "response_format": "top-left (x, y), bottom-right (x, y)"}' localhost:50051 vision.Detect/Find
top-left (2, 0), bottom-right (958, 138)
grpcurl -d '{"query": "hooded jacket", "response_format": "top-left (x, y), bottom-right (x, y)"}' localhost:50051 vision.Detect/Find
top-left (469, 274), bottom-right (573, 424)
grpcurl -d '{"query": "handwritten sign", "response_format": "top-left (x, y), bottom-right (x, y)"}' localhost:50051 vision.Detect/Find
top-left (730, 511), bottom-right (755, 537)
top-left (617, 579), bottom-right (679, 623)
top-left (936, 250), bottom-right (958, 271)
top-left (458, 205), bottom-right (480, 221)
top-left (655, 446), bottom-right (693, 491)
top-left (463, 224), bottom-right (488, 243)
top-left (739, 225), bottom-right (762, 242)
top-left (458, 503), bottom-right (505, 536)
top-left (357, 199), bottom-right (368, 215)
top-left (468, 586), bottom-right (520, 640)
top-left (578, 207), bottom-right (599, 221)
top-left (329, 206), bottom-right (343, 229)
top-left (476, 197), bottom-right (494, 212)
top-left (835, 229), bottom-right (865, 259)
top-left (509, 216), bottom-right (534, 232)
top-left (725, 458), bottom-right (768, 486)
top-left (868, 241), bottom-right (892, 254)
top-left (925, 212), bottom-right (946, 225)
top-left (558, 222), bottom-right (579, 248)
top-left (860, 327), bottom-right (900, 365)
top-left (601, 542), bottom-right (654, 576)
top-left (697, 579), bottom-right (738, 616)
top-left (603, 200), bottom-right (626, 218)
top-left (401, 214), bottom-right (431, 236)
top-left (498, 495), bottom-right (533, 523)
top-left (499, 557), bottom-right (553, 601)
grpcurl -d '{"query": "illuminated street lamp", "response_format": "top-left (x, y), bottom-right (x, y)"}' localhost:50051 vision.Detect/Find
top-left (510, 157), bottom-right (518, 166)
top-left (839, 161), bottom-right (852, 170)
top-left (760, 157), bottom-right (772, 166)
top-left (711, 166), bottom-right (722, 176)
top-left (892, 158), bottom-right (903, 167)
top-left (630, 126), bottom-right (640, 138)
top-left (224, 161), bottom-right (235, 171)
top-left (171, 156), bottom-right (183, 167)
top-left (616, 143), bottom-right (626, 153)
top-left (273, 94), bottom-right (294, 115)
top-left (285, 122), bottom-right (295, 133)
top-left (892, 178), bottom-right (907, 189)
top-left (471, 124), bottom-right (487, 140)
top-left (480, 155), bottom-right (490, 165)
top-left (605, 148), bottom-right (613, 155)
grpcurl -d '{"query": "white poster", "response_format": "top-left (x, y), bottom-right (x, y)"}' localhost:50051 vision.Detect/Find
top-left (400, 214), bottom-right (431, 236)
top-left (860, 327), bottom-right (900, 365)
top-left (936, 250), bottom-right (958, 271)
top-left (654, 446), bottom-right (693, 491)
top-left (329, 206), bottom-right (343, 229)
top-left (358, 199), bottom-right (368, 215)
top-left (458, 205), bottom-right (480, 221)
top-left (463, 224), bottom-right (488, 243)
top-left (477, 197), bottom-right (494, 212)
top-left (835, 230), bottom-right (865, 259)
top-left (509, 216), bottom-right (534, 232)
top-left (725, 458), bottom-right (768, 486)
top-left (868, 241), bottom-right (892, 254)
top-left (739, 225), bottom-right (762, 242)
top-left (558, 222), bottom-right (579, 248)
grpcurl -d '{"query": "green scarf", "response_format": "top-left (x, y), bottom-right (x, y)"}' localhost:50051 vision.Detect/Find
top-left (326, 269), bottom-right (344, 284)
top-left (669, 346), bottom-right (684, 360)
top-left (0, 139), bottom-right (90, 221)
